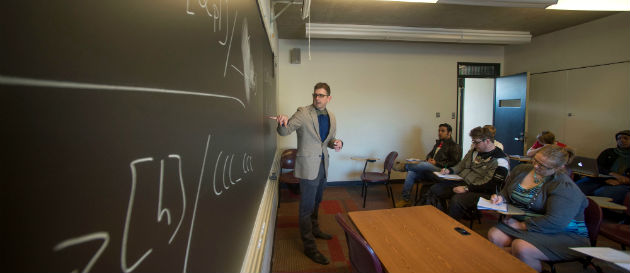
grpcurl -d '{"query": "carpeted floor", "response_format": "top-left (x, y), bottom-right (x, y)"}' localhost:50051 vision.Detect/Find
top-left (271, 182), bottom-right (628, 273)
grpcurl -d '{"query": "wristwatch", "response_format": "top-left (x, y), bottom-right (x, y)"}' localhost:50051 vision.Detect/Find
top-left (463, 186), bottom-right (469, 192)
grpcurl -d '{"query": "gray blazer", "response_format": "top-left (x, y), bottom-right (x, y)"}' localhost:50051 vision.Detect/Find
top-left (277, 105), bottom-right (338, 180)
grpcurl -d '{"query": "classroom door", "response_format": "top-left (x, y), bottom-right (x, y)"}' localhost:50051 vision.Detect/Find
top-left (494, 73), bottom-right (528, 156)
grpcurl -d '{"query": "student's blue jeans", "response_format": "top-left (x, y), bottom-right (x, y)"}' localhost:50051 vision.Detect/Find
top-left (576, 176), bottom-right (630, 204)
top-left (299, 160), bottom-right (327, 252)
top-left (400, 162), bottom-right (441, 201)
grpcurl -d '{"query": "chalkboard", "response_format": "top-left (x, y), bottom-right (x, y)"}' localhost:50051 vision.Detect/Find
top-left (0, 1), bottom-right (276, 272)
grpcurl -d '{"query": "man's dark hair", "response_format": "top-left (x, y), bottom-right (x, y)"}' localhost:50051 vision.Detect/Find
top-left (439, 123), bottom-right (452, 133)
top-left (470, 126), bottom-right (495, 142)
top-left (314, 82), bottom-right (331, 95)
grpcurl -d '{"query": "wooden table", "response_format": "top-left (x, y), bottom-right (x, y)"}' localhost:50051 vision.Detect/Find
top-left (588, 196), bottom-right (627, 211)
top-left (508, 155), bottom-right (531, 162)
top-left (348, 206), bottom-right (536, 273)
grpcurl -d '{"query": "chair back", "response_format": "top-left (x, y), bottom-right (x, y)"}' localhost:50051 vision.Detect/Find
top-left (280, 149), bottom-right (297, 169)
top-left (383, 151), bottom-right (398, 175)
top-left (584, 197), bottom-right (603, 247)
top-left (335, 213), bottom-right (383, 273)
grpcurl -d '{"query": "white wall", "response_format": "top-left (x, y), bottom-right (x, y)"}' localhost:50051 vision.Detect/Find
top-left (277, 39), bottom-right (503, 181)
top-left (505, 12), bottom-right (630, 157)
top-left (461, 78), bottom-right (495, 157)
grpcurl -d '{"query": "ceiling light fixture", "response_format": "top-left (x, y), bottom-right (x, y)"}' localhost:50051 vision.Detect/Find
top-left (306, 23), bottom-right (532, 44)
top-left (546, 0), bottom-right (630, 11)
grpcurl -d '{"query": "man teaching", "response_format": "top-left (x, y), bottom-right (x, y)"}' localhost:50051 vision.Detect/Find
top-left (274, 82), bottom-right (343, 265)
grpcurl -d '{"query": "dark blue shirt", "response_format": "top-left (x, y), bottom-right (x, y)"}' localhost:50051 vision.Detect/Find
top-left (317, 109), bottom-right (330, 142)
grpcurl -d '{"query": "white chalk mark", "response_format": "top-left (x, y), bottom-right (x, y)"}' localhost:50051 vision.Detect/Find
top-left (213, 151), bottom-right (224, 196)
top-left (158, 159), bottom-right (172, 225)
top-left (229, 154), bottom-right (238, 185)
top-left (186, 0), bottom-right (195, 14)
top-left (53, 232), bottom-right (110, 273)
top-left (167, 155), bottom-right (186, 244)
top-left (183, 134), bottom-right (212, 273)
top-left (241, 17), bottom-right (255, 104)
top-left (197, 0), bottom-right (215, 18)
top-left (122, 158), bottom-right (154, 273)
top-left (223, 10), bottom-right (238, 77)
top-left (231, 65), bottom-right (243, 76)
top-left (242, 153), bottom-right (247, 173)
top-left (218, 0), bottom-right (228, 45)
top-left (222, 154), bottom-right (230, 190)
top-left (0, 75), bottom-right (246, 108)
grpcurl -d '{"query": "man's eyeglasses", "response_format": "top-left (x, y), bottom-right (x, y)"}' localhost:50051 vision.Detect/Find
top-left (472, 139), bottom-right (486, 145)
top-left (312, 93), bottom-right (329, 98)
top-left (532, 157), bottom-right (554, 170)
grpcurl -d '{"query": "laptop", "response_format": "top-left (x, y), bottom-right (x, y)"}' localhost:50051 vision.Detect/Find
top-left (567, 156), bottom-right (612, 178)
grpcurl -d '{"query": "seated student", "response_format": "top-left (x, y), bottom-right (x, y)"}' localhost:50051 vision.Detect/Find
top-left (484, 125), bottom-right (504, 151)
top-left (526, 131), bottom-right (566, 157)
top-left (487, 145), bottom-right (588, 272)
top-left (420, 126), bottom-right (509, 220)
top-left (395, 123), bottom-right (461, 207)
top-left (576, 130), bottom-right (630, 204)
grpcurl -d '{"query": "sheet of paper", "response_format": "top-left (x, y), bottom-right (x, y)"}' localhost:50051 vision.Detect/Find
top-left (476, 197), bottom-right (507, 212)
top-left (569, 247), bottom-right (630, 263)
top-left (432, 171), bottom-right (463, 180)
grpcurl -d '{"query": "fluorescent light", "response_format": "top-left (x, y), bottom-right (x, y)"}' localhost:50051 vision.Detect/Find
top-left (306, 23), bottom-right (532, 44)
top-left (438, 0), bottom-right (557, 8)
top-left (379, 0), bottom-right (438, 3)
top-left (546, 0), bottom-right (630, 11)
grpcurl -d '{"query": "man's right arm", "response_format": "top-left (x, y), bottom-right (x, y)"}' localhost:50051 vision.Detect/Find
top-left (277, 109), bottom-right (304, 136)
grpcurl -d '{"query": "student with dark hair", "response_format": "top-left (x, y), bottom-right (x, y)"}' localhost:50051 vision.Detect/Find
top-left (420, 126), bottom-right (509, 220)
top-left (526, 131), bottom-right (566, 157)
top-left (488, 144), bottom-right (588, 272)
top-left (395, 123), bottom-right (461, 207)
top-left (576, 130), bottom-right (630, 204)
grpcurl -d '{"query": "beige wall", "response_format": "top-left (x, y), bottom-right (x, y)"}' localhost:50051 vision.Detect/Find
top-left (277, 39), bottom-right (503, 181)
top-left (505, 12), bottom-right (630, 158)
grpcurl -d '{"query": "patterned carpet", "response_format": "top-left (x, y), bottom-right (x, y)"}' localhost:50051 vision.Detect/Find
top-left (271, 182), bottom-right (628, 273)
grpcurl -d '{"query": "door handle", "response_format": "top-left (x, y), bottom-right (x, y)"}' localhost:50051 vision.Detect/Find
top-left (514, 137), bottom-right (524, 141)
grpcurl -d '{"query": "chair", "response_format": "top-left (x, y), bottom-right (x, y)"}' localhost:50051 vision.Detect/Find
top-left (278, 149), bottom-right (300, 198)
top-left (360, 151), bottom-right (398, 208)
top-left (599, 192), bottom-right (630, 250)
top-left (544, 197), bottom-right (603, 273)
top-left (335, 213), bottom-right (383, 273)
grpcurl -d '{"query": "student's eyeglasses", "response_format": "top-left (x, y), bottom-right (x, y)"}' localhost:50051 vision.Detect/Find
top-left (312, 93), bottom-right (329, 98)
top-left (532, 157), bottom-right (554, 171)
top-left (472, 139), bottom-right (486, 145)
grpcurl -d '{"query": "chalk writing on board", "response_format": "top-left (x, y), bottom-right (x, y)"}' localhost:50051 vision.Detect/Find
top-left (0, 75), bottom-right (247, 109)
top-left (186, 0), bottom-right (256, 104)
top-left (50, 133), bottom-right (255, 273)
top-left (53, 232), bottom-right (110, 273)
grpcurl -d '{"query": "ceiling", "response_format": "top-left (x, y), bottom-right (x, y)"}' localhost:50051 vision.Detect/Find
top-left (274, 0), bottom-right (620, 41)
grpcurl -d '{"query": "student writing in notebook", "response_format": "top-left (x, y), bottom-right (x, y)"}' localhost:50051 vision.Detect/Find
top-left (488, 145), bottom-right (588, 272)
top-left (418, 126), bottom-right (509, 221)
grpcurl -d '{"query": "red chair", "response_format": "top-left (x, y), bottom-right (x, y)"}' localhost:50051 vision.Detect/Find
top-left (278, 149), bottom-right (299, 197)
top-left (599, 192), bottom-right (630, 250)
top-left (335, 213), bottom-right (383, 273)
top-left (360, 151), bottom-right (398, 208)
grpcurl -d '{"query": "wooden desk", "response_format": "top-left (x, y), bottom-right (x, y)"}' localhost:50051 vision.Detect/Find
top-left (351, 156), bottom-right (379, 162)
top-left (588, 196), bottom-right (627, 211)
top-left (509, 155), bottom-right (531, 162)
top-left (348, 206), bottom-right (536, 273)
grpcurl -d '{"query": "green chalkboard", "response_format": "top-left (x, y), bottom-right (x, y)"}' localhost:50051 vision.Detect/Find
top-left (0, 0), bottom-right (276, 272)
